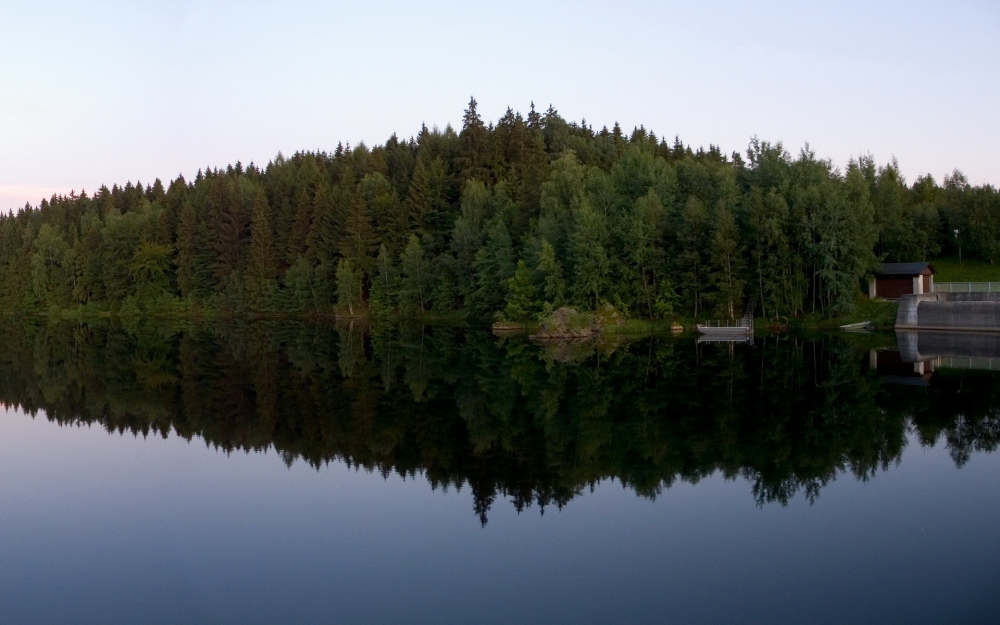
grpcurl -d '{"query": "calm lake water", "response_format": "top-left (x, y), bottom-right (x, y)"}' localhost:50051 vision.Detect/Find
top-left (0, 321), bottom-right (998, 624)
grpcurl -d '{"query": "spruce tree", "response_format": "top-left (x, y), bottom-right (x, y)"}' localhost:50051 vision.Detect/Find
top-left (362, 172), bottom-right (408, 255)
top-left (504, 260), bottom-right (539, 321)
top-left (213, 181), bottom-right (251, 285)
top-left (470, 217), bottom-right (515, 314)
top-left (406, 158), bottom-right (433, 235)
top-left (286, 187), bottom-right (313, 265)
top-left (451, 180), bottom-right (491, 301)
top-left (245, 190), bottom-right (277, 310)
top-left (175, 201), bottom-right (199, 299)
top-left (305, 183), bottom-right (337, 262)
top-left (457, 97), bottom-right (490, 183)
top-left (338, 187), bottom-right (378, 276)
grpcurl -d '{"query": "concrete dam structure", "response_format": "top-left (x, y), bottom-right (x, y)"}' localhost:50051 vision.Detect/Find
top-left (871, 330), bottom-right (1000, 386)
top-left (895, 292), bottom-right (1000, 331)
top-left (896, 329), bottom-right (1000, 364)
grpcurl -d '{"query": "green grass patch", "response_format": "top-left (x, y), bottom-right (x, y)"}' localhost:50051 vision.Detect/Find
top-left (930, 255), bottom-right (1000, 282)
top-left (782, 297), bottom-right (898, 331)
top-left (604, 318), bottom-right (678, 336)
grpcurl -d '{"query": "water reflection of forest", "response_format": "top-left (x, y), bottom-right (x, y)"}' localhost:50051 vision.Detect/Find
top-left (4, 320), bottom-right (999, 524)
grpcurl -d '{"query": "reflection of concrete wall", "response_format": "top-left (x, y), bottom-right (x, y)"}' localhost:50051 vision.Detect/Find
top-left (870, 348), bottom-right (936, 384)
top-left (896, 329), bottom-right (1000, 362)
top-left (896, 293), bottom-right (1000, 330)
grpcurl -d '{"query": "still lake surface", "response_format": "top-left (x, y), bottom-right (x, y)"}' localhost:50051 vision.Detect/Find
top-left (0, 320), bottom-right (998, 624)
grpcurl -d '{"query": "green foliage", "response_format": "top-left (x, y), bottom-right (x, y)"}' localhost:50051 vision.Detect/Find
top-left (568, 203), bottom-right (609, 308)
top-left (30, 224), bottom-right (68, 306)
top-left (336, 258), bottom-right (363, 316)
top-left (369, 244), bottom-right (399, 316)
top-left (469, 216), bottom-right (515, 315)
top-left (709, 204), bottom-right (744, 318)
top-left (245, 190), bottom-right (277, 311)
top-left (536, 239), bottom-right (565, 311)
top-left (676, 197), bottom-right (711, 316)
top-left (129, 241), bottom-right (173, 302)
top-left (503, 260), bottom-right (539, 321)
top-left (3, 103), bottom-right (996, 320)
top-left (399, 234), bottom-right (430, 316)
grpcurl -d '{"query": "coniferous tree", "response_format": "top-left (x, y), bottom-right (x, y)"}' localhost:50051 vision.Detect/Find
top-left (362, 172), bottom-right (408, 255)
top-left (536, 239), bottom-right (566, 312)
top-left (469, 217), bottom-right (516, 315)
top-left (3, 99), bottom-right (992, 320)
top-left (305, 183), bottom-right (339, 262)
top-left (176, 201), bottom-right (199, 299)
top-left (504, 260), bottom-right (540, 320)
top-left (286, 186), bottom-right (313, 266)
top-left (451, 180), bottom-right (491, 301)
top-left (338, 186), bottom-right (378, 276)
top-left (214, 180), bottom-right (251, 285)
top-left (245, 190), bottom-right (277, 310)
top-left (406, 158), bottom-right (433, 236)
top-left (457, 97), bottom-right (491, 183)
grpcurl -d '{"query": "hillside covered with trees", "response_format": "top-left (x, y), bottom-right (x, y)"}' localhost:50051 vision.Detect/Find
top-left (5, 99), bottom-right (999, 321)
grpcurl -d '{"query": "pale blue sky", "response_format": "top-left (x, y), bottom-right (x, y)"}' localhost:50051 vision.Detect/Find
top-left (1, 0), bottom-right (997, 211)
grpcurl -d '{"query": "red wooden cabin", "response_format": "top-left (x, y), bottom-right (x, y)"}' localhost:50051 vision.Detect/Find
top-left (869, 262), bottom-right (937, 299)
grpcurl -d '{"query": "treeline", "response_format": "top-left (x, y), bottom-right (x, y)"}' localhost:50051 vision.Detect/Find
top-left (6, 99), bottom-right (999, 320)
top-left (5, 320), bottom-right (999, 522)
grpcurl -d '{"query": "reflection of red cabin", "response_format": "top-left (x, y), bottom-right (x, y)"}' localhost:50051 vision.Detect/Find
top-left (869, 349), bottom-right (935, 386)
top-left (869, 262), bottom-right (937, 299)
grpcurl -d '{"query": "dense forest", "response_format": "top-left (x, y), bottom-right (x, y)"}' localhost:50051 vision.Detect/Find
top-left (6, 99), bottom-right (999, 321)
top-left (4, 319), bottom-right (998, 523)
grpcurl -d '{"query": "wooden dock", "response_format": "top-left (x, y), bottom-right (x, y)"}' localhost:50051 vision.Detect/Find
top-left (697, 300), bottom-right (755, 341)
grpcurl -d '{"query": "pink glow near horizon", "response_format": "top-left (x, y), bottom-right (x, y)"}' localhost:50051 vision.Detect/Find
top-left (2, 1), bottom-right (998, 213)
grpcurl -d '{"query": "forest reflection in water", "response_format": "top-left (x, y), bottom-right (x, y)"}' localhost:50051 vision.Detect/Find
top-left (5, 318), bottom-right (999, 524)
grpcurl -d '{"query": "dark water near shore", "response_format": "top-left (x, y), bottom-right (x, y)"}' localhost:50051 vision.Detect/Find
top-left (0, 320), bottom-right (998, 624)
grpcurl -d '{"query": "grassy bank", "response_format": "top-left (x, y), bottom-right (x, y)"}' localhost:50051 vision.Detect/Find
top-left (777, 297), bottom-right (899, 332)
top-left (931, 256), bottom-right (1000, 282)
top-left (24, 296), bottom-right (902, 338)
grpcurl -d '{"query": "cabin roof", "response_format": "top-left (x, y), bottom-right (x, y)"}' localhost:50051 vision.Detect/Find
top-left (877, 262), bottom-right (936, 276)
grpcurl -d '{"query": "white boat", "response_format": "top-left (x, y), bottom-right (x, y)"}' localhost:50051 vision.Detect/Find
top-left (840, 321), bottom-right (872, 331)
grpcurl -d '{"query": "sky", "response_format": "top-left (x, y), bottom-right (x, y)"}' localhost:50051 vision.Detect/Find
top-left (1, 0), bottom-right (998, 212)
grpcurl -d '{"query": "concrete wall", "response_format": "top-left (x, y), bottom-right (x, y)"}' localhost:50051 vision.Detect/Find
top-left (897, 329), bottom-right (1000, 362)
top-left (896, 293), bottom-right (1000, 330)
